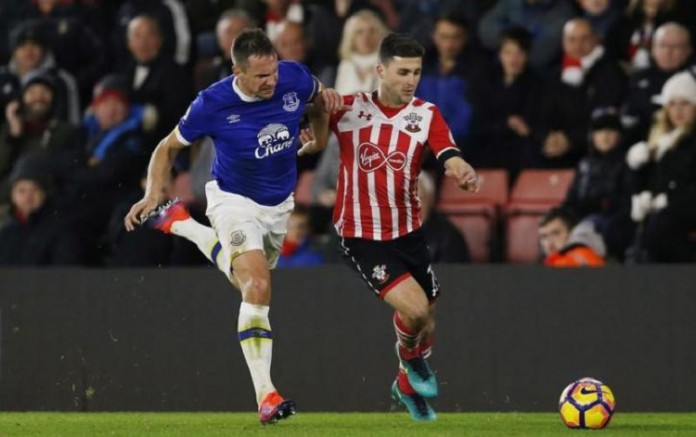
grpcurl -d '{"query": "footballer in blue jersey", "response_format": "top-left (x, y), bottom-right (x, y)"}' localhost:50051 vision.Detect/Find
top-left (175, 60), bottom-right (319, 206)
top-left (125, 29), bottom-right (344, 425)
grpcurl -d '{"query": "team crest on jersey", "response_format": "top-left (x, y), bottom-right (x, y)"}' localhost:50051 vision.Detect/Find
top-left (358, 142), bottom-right (407, 173)
top-left (256, 123), bottom-right (295, 159)
top-left (403, 112), bottom-right (422, 133)
top-left (371, 264), bottom-right (389, 284)
top-left (230, 230), bottom-right (246, 246)
top-left (282, 92), bottom-right (300, 112)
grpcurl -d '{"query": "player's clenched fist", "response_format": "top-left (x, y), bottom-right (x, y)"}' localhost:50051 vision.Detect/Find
top-left (318, 87), bottom-right (352, 113)
top-left (444, 157), bottom-right (479, 193)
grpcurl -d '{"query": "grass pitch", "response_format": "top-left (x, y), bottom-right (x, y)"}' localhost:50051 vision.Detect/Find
top-left (0, 412), bottom-right (695, 436)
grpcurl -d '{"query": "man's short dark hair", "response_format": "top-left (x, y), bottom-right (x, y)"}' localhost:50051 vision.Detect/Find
top-left (232, 28), bottom-right (276, 68)
top-left (500, 26), bottom-right (532, 53)
top-left (435, 11), bottom-right (469, 32)
top-left (540, 207), bottom-right (577, 230)
top-left (379, 33), bottom-right (425, 65)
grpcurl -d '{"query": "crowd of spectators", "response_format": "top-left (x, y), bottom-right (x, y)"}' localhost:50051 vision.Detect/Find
top-left (0, 0), bottom-right (695, 267)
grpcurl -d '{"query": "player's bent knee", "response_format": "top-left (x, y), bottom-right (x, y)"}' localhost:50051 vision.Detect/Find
top-left (400, 306), bottom-right (429, 331)
top-left (241, 277), bottom-right (271, 304)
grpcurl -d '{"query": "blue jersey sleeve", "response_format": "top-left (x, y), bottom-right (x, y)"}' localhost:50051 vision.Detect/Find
top-left (287, 61), bottom-right (320, 103)
top-left (176, 93), bottom-right (208, 145)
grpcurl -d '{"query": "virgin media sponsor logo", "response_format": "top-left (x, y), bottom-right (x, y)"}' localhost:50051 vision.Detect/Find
top-left (358, 142), bottom-right (407, 172)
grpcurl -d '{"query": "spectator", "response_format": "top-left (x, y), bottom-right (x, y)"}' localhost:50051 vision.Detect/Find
top-left (418, 12), bottom-right (489, 151)
top-left (334, 9), bottom-right (387, 94)
top-left (606, 0), bottom-right (688, 71)
top-left (121, 14), bottom-right (191, 146)
top-left (0, 155), bottom-right (83, 265)
top-left (0, 23), bottom-right (81, 125)
top-left (0, 71), bottom-right (79, 208)
top-left (395, 0), bottom-right (486, 47)
top-left (276, 205), bottom-right (324, 268)
top-left (560, 107), bottom-right (633, 259)
top-left (310, 134), bottom-right (340, 235)
top-left (418, 172), bottom-right (471, 263)
top-left (23, 0), bottom-right (108, 107)
top-left (539, 18), bottom-right (626, 167)
top-left (624, 70), bottom-right (696, 262)
top-left (478, 0), bottom-right (577, 69)
top-left (59, 74), bottom-right (152, 260)
top-left (538, 207), bottom-right (606, 266)
top-left (112, 0), bottom-right (192, 67)
top-left (473, 26), bottom-right (541, 179)
top-left (306, 0), bottom-right (393, 81)
top-left (575, 0), bottom-right (622, 41)
top-left (622, 22), bottom-right (692, 144)
top-left (194, 8), bottom-right (256, 90)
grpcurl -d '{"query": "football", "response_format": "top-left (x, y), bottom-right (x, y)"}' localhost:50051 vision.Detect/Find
top-left (558, 377), bottom-right (616, 429)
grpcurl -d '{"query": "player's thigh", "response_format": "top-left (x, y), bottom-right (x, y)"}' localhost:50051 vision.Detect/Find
top-left (399, 229), bottom-right (441, 302)
top-left (260, 196), bottom-right (294, 269)
top-left (205, 181), bottom-right (267, 262)
top-left (340, 236), bottom-right (413, 299)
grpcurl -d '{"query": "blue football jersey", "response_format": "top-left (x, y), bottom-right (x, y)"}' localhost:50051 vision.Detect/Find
top-left (176, 61), bottom-right (319, 206)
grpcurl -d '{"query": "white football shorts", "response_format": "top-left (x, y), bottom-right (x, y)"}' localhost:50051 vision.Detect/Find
top-left (205, 180), bottom-right (294, 270)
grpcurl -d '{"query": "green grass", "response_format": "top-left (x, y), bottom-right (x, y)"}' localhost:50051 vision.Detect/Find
top-left (1, 413), bottom-right (695, 437)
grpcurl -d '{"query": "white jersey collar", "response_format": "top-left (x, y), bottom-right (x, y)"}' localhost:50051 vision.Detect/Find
top-left (232, 77), bottom-right (262, 102)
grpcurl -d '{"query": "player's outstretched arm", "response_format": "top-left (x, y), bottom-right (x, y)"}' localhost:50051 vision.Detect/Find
top-left (124, 130), bottom-right (187, 231)
top-left (444, 156), bottom-right (479, 193)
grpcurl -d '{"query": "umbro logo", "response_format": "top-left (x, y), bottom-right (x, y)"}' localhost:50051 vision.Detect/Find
top-left (227, 114), bottom-right (240, 123)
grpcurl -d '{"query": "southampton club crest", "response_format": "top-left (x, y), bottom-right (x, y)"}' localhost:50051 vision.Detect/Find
top-left (282, 92), bottom-right (300, 112)
top-left (230, 230), bottom-right (246, 246)
top-left (371, 264), bottom-right (390, 284)
top-left (403, 112), bottom-right (422, 133)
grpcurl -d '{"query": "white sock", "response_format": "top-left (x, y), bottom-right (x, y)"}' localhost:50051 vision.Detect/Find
top-left (171, 218), bottom-right (230, 276)
top-left (238, 302), bottom-right (275, 405)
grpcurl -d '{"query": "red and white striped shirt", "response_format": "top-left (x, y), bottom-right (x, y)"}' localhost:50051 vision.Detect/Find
top-left (330, 92), bottom-right (459, 241)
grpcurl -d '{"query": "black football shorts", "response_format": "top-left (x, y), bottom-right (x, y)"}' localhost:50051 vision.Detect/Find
top-left (340, 228), bottom-right (440, 301)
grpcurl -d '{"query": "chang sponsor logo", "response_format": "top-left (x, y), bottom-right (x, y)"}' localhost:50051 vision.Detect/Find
top-left (255, 123), bottom-right (295, 159)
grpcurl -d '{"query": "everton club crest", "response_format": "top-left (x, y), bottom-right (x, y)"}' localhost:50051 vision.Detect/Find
top-left (282, 92), bottom-right (300, 112)
top-left (403, 112), bottom-right (422, 133)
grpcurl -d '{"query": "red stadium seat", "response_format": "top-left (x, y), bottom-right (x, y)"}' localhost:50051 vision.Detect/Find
top-left (294, 170), bottom-right (314, 206)
top-left (439, 168), bottom-right (509, 206)
top-left (437, 169), bottom-right (509, 263)
top-left (505, 169), bottom-right (575, 263)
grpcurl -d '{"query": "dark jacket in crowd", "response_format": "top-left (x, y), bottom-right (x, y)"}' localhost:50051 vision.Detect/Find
top-left (27, 17), bottom-right (107, 105)
top-left (630, 131), bottom-right (696, 262)
top-left (540, 55), bottom-right (627, 167)
top-left (473, 65), bottom-right (542, 175)
top-left (122, 55), bottom-right (191, 146)
top-left (105, 191), bottom-right (174, 266)
top-left (417, 47), bottom-right (489, 149)
top-left (622, 65), bottom-right (679, 145)
top-left (562, 147), bottom-right (632, 221)
top-left (421, 211), bottom-right (471, 263)
top-left (0, 200), bottom-right (83, 266)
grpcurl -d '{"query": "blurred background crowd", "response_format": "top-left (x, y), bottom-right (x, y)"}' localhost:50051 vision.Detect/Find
top-left (0, 0), bottom-right (695, 267)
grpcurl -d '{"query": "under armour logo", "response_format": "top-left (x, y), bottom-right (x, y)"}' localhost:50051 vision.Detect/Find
top-left (358, 111), bottom-right (372, 121)
top-left (357, 142), bottom-right (407, 172)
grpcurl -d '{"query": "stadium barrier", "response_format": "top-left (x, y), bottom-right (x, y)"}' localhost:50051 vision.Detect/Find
top-left (0, 266), bottom-right (694, 412)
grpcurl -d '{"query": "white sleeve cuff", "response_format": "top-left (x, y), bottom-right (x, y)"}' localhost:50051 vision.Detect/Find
top-left (174, 127), bottom-right (192, 146)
